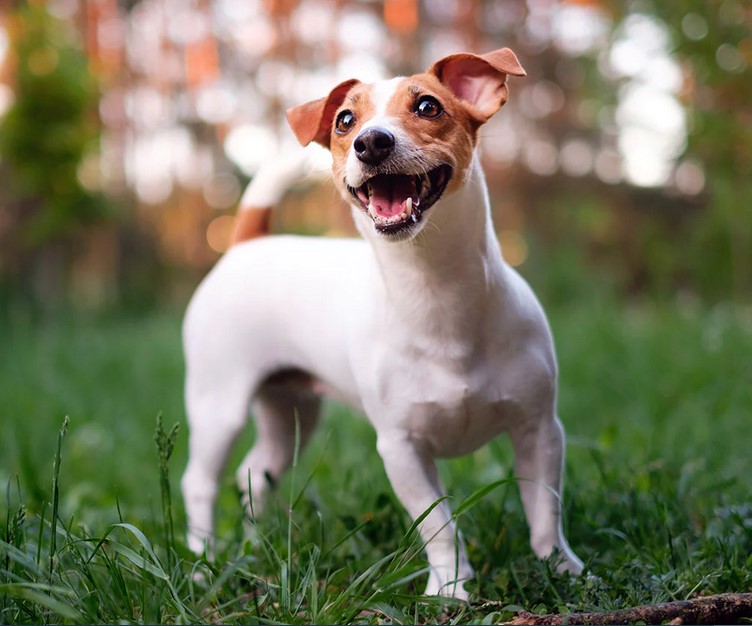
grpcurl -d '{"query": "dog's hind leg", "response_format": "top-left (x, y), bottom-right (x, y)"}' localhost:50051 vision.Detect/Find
top-left (510, 415), bottom-right (584, 575)
top-left (235, 375), bottom-right (322, 518)
top-left (181, 372), bottom-right (253, 556)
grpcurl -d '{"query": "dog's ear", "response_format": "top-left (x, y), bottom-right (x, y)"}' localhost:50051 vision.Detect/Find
top-left (429, 48), bottom-right (526, 122)
top-left (286, 79), bottom-right (360, 148)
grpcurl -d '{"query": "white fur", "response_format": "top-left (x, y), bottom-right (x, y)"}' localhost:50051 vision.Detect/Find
top-left (239, 146), bottom-right (320, 210)
top-left (344, 77), bottom-right (417, 188)
top-left (182, 79), bottom-right (584, 601)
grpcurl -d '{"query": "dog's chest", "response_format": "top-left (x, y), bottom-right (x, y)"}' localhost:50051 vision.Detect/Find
top-left (403, 384), bottom-right (521, 458)
top-left (358, 340), bottom-right (524, 457)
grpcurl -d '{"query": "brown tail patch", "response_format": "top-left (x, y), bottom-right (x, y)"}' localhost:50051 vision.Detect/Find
top-left (231, 207), bottom-right (273, 245)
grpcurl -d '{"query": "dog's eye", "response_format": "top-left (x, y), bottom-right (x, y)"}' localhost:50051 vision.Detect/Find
top-left (335, 110), bottom-right (356, 134)
top-left (415, 96), bottom-right (443, 119)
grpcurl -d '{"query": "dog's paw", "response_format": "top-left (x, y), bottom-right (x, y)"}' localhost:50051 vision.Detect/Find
top-left (554, 553), bottom-right (585, 577)
top-left (187, 533), bottom-right (212, 558)
top-left (424, 567), bottom-right (472, 602)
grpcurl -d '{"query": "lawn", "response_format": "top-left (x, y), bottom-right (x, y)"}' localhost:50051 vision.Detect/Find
top-left (1, 296), bottom-right (751, 623)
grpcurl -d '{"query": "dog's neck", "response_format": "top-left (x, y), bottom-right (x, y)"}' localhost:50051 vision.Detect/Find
top-left (355, 156), bottom-right (504, 339)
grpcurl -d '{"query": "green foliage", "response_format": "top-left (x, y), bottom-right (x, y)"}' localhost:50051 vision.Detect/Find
top-left (617, 2), bottom-right (751, 299)
top-left (654, 1), bottom-right (752, 300)
top-left (0, 5), bottom-right (109, 247)
top-left (154, 415), bottom-right (180, 570)
top-left (0, 300), bottom-right (750, 622)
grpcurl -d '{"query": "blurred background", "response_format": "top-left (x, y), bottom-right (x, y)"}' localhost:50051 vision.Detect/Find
top-left (1, 2), bottom-right (751, 582)
top-left (0, 0), bottom-right (750, 313)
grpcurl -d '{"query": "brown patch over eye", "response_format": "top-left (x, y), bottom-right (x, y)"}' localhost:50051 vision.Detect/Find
top-left (383, 77), bottom-right (478, 196)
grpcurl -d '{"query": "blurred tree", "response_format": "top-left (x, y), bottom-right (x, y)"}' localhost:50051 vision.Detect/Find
top-left (1, 0), bottom-right (748, 308)
top-left (602, 0), bottom-right (752, 300)
top-left (657, 0), bottom-right (752, 301)
top-left (0, 4), bottom-right (110, 304)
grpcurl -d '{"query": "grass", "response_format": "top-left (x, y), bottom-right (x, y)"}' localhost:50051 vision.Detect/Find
top-left (0, 296), bottom-right (751, 623)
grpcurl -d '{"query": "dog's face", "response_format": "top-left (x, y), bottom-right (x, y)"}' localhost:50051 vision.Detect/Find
top-left (287, 49), bottom-right (525, 241)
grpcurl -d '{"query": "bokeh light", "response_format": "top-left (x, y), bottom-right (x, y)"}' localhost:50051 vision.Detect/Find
top-left (0, 0), bottom-right (749, 301)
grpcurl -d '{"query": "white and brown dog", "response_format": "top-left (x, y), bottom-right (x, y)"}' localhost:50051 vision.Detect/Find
top-left (181, 48), bottom-right (584, 600)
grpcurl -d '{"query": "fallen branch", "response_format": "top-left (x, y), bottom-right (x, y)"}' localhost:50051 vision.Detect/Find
top-left (508, 592), bottom-right (752, 625)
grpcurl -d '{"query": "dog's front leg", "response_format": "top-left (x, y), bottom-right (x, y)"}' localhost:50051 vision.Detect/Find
top-left (510, 415), bottom-right (584, 575)
top-left (376, 432), bottom-right (473, 600)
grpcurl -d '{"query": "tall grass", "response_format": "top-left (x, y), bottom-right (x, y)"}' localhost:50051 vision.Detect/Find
top-left (1, 300), bottom-right (751, 622)
top-left (1, 414), bottom-right (476, 623)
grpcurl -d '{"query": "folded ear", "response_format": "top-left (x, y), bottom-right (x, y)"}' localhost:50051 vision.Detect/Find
top-left (429, 48), bottom-right (526, 122)
top-left (286, 79), bottom-right (360, 148)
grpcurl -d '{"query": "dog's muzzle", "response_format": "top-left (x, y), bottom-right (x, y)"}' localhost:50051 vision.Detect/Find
top-left (347, 164), bottom-right (452, 236)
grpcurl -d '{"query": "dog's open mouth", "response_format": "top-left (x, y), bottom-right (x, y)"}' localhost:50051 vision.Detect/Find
top-left (347, 165), bottom-right (452, 234)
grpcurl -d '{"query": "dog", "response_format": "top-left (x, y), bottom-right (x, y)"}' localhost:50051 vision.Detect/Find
top-left (181, 47), bottom-right (584, 600)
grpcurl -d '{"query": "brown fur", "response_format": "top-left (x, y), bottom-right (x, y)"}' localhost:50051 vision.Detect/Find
top-left (231, 207), bottom-right (273, 244)
top-left (286, 79), bottom-right (360, 148)
top-left (429, 49), bottom-right (526, 121)
top-left (325, 75), bottom-right (480, 199)
top-left (286, 49), bottom-right (525, 201)
top-left (385, 75), bottom-right (478, 192)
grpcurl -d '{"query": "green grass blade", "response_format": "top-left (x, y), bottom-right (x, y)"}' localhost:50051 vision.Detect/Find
top-left (103, 540), bottom-right (168, 580)
top-left (112, 522), bottom-right (161, 563)
top-left (49, 415), bottom-right (69, 581)
top-left (398, 495), bottom-right (450, 550)
top-left (154, 414), bottom-right (180, 570)
top-left (0, 540), bottom-right (46, 578)
top-left (366, 600), bottom-right (409, 624)
top-left (376, 563), bottom-right (431, 591)
top-left (0, 582), bottom-right (84, 622)
top-left (452, 477), bottom-right (517, 518)
top-left (35, 500), bottom-right (46, 570)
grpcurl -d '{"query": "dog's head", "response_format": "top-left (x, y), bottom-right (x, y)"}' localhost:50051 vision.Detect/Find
top-left (286, 48), bottom-right (525, 242)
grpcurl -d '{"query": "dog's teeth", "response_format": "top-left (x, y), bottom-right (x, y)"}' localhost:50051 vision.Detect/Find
top-left (405, 197), bottom-right (412, 216)
top-left (422, 178), bottom-right (431, 198)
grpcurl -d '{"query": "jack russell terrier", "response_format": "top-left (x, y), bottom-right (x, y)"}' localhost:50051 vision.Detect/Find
top-left (181, 47), bottom-right (584, 600)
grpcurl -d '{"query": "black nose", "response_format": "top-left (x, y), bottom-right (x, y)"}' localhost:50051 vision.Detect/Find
top-left (353, 128), bottom-right (395, 165)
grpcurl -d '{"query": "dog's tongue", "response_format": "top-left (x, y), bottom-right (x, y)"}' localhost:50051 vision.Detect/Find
top-left (369, 174), bottom-right (415, 217)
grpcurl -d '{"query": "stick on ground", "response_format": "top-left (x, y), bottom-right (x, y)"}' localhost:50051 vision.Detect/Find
top-left (508, 592), bottom-right (752, 625)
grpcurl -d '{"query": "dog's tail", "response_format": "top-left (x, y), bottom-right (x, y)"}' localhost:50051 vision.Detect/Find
top-left (230, 148), bottom-right (317, 245)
